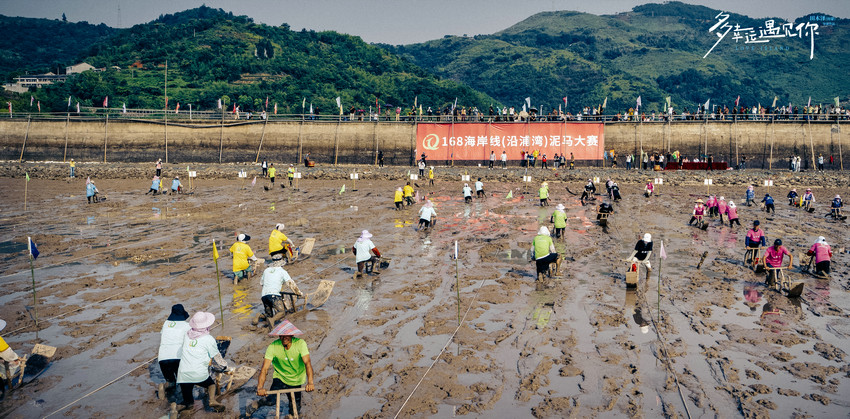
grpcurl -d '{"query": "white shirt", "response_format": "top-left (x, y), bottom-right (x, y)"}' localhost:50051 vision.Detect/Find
top-left (353, 239), bottom-right (376, 263)
top-left (177, 334), bottom-right (219, 383)
top-left (475, 181), bottom-right (483, 191)
top-left (158, 320), bottom-right (191, 361)
top-left (261, 266), bottom-right (293, 297)
top-left (463, 186), bottom-right (472, 197)
top-left (418, 206), bottom-right (437, 221)
top-left (501, 153), bottom-right (507, 162)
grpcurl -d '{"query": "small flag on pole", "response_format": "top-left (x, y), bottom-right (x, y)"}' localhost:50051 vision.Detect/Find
top-left (339, 184), bottom-right (346, 195)
top-left (28, 236), bottom-right (39, 260)
top-left (835, 96), bottom-right (840, 107)
top-left (524, 97), bottom-right (531, 110)
top-left (735, 95), bottom-right (740, 107)
top-left (217, 98), bottom-right (222, 109)
top-left (37, 101), bottom-right (41, 112)
top-left (251, 176), bottom-right (257, 187)
top-left (506, 190), bottom-right (513, 199)
top-left (703, 98), bottom-right (710, 110)
top-left (212, 240), bottom-right (219, 260)
top-left (636, 96), bottom-right (642, 109)
top-left (175, 103), bottom-right (180, 114)
top-left (807, 96), bottom-right (811, 107)
top-left (67, 96), bottom-right (72, 108)
top-left (30, 96), bottom-right (34, 107)
top-left (602, 97), bottom-right (607, 109)
top-left (103, 96), bottom-right (108, 107)
top-left (76, 102), bottom-right (80, 113)
top-left (772, 96), bottom-right (778, 108)
top-left (25, 172), bottom-right (30, 182)
top-left (122, 103), bottom-right (127, 113)
top-left (660, 240), bottom-right (667, 260)
top-left (274, 103), bottom-right (278, 114)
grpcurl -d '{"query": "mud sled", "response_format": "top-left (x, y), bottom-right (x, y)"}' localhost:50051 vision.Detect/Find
top-left (765, 265), bottom-right (804, 298)
top-left (272, 238), bottom-right (316, 265)
top-left (692, 215), bottom-right (708, 230)
top-left (799, 253), bottom-right (829, 279)
top-left (2, 343), bottom-right (56, 396)
top-left (744, 247), bottom-right (765, 273)
top-left (625, 262), bottom-right (639, 288)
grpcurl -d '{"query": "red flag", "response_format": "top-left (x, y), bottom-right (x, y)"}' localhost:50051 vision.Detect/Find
top-left (37, 101), bottom-right (41, 112)
top-left (274, 103), bottom-right (278, 114)
top-left (165, 97), bottom-right (168, 109)
top-left (265, 96), bottom-right (269, 109)
top-left (175, 103), bottom-right (180, 114)
top-left (233, 103), bottom-right (236, 113)
top-left (103, 96), bottom-right (108, 107)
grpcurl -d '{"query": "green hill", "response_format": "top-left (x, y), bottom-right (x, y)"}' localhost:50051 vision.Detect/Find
top-left (386, 1), bottom-right (850, 113)
top-left (2, 7), bottom-right (494, 113)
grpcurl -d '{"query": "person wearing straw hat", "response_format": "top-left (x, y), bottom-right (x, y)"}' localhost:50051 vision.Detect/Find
top-left (0, 319), bottom-right (21, 381)
top-left (644, 179), bottom-right (654, 198)
top-left (230, 233), bottom-right (259, 283)
top-left (417, 200), bottom-right (437, 231)
top-left (352, 230), bottom-right (381, 277)
top-left (531, 226), bottom-right (559, 283)
top-left (256, 320), bottom-right (315, 417)
top-left (688, 199), bottom-right (706, 225)
top-left (550, 204), bottom-right (567, 239)
top-left (269, 223), bottom-right (296, 262)
top-left (802, 188), bottom-right (815, 212)
top-left (157, 304), bottom-right (191, 400)
top-left (177, 312), bottom-right (230, 412)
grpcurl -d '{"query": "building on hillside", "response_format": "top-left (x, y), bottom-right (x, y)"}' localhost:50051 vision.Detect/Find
top-left (6, 73), bottom-right (69, 91)
top-left (65, 62), bottom-right (102, 74)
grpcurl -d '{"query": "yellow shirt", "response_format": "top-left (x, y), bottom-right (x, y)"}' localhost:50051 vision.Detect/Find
top-left (287, 167), bottom-right (295, 178)
top-left (268, 229), bottom-right (289, 253)
top-left (0, 336), bottom-right (9, 352)
top-left (403, 185), bottom-right (414, 197)
top-left (428, 169), bottom-right (434, 179)
top-left (229, 242), bottom-right (254, 271)
top-left (394, 190), bottom-right (403, 202)
top-left (70, 161), bottom-right (75, 168)
top-left (268, 167), bottom-right (276, 178)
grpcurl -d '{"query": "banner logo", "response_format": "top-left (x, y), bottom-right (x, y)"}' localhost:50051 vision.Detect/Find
top-left (422, 133), bottom-right (440, 151)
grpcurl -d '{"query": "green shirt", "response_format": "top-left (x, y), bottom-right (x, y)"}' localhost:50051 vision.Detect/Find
top-left (539, 187), bottom-right (549, 199)
top-left (264, 338), bottom-right (309, 385)
top-left (533, 234), bottom-right (553, 259)
top-left (552, 210), bottom-right (567, 228)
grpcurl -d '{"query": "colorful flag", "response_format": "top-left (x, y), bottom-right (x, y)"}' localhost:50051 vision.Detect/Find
top-left (666, 97), bottom-right (671, 108)
top-left (506, 190), bottom-right (513, 199)
top-left (735, 96), bottom-right (740, 107)
top-left (339, 184), bottom-right (346, 195)
top-left (265, 96), bottom-right (269, 109)
top-left (28, 236), bottom-right (39, 260)
top-left (103, 96), bottom-right (108, 107)
top-left (660, 240), bottom-right (667, 260)
top-left (212, 239), bottom-right (219, 260)
top-left (8, 101), bottom-right (12, 116)
top-left (175, 103), bottom-right (180, 114)
top-left (25, 172), bottom-right (30, 182)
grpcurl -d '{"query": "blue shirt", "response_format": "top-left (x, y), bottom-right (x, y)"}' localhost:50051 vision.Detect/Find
top-left (151, 179), bottom-right (160, 190)
top-left (171, 179), bottom-right (181, 190)
top-left (86, 183), bottom-right (96, 197)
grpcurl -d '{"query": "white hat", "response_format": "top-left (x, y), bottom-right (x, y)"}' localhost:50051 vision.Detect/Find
top-left (237, 233), bottom-right (250, 242)
top-left (728, 201), bottom-right (736, 208)
top-left (0, 319), bottom-right (6, 332)
top-left (538, 226), bottom-right (550, 236)
top-left (816, 236), bottom-right (826, 245)
top-left (643, 233), bottom-right (652, 242)
top-left (275, 223), bottom-right (285, 231)
top-left (360, 230), bottom-right (373, 239)
top-left (640, 325), bottom-right (649, 334)
top-left (719, 196), bottom-right (725, 200)
top-left (556, 204), bottom-right (565, 211)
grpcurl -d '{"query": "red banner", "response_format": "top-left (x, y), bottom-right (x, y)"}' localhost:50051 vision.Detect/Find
top-left (416, 123), bottom-right (604, 161)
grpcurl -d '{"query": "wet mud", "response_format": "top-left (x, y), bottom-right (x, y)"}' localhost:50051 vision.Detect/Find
top-left (0, 169), bottom-right (848, 418)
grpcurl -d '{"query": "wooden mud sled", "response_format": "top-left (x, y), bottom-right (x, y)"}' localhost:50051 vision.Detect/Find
top-left (2, 343), bottom-right (56, 395)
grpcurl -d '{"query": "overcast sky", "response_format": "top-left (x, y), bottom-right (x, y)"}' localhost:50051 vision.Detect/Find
top-left (2, 0), bottom-right (848, 44)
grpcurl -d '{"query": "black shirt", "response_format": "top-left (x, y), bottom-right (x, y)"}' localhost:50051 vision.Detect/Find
top-left (634, 240), bottom-right (653, 261)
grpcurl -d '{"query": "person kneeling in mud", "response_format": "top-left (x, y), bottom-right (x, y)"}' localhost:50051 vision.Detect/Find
top-left (764, 239), bottom-right (793, 288)
top-left (626, 234), bottom-right (653, 281)
top-left (256, 260), bottom-right (303, 328)
top-left (352, 230), bottom-right (381, 277)
top-left (550, 204), bottom-right (567, 238)
top-left (807, 236), bottom-right (832, 277)
top-left (418, 200), bottom-right (437, 231)
top-left (462, 183), bottom-right (473, 204)
top-left (597, 202), bottom-right (613, 220)
top-left (531, 226), bottom-right (560, 283)
top-left (268, 223), bottom-right (296, 263)
top-left (580, 179), bottom-right (595, 205)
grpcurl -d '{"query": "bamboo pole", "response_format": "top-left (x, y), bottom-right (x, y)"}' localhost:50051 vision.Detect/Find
top-left (164, 60), bottom-right (169, 163)
top-left (63, 113), bottom-right (69, 162)
top-left (219, 106), bottom-right (224, 163)
top-left (373, 121), bottom-right (379, 166)
top-left (103, 114), bottom-right (108, 163)
top-left (333, 120), bottom-right (340, 166)
top-left (18, 116), bottom-right (31, 162)
top-left (213, 240), bottom-right (224, 328)
top-left (769, 120), bottom-right (775, 171)
top-left (255, 118), bottom-right (268, 163)
top-left (838, 118), bottom-right (843, 171)
top-left (808, 119), bottom-right (816, 170)
top-left (297, 120), bottom-right (304, 166)
top-left (29, 246), bottom-right (39, 340)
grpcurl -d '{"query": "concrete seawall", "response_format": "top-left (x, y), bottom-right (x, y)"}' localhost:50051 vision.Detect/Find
top-left (0, 118), bottom-right (844, 169)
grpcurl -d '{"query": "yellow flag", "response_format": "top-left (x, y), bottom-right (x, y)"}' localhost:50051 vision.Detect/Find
top-left (212, 239), bottom-right (219, 260)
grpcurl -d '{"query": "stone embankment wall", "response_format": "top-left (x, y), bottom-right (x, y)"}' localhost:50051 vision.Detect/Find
top-left (0, 118), bottom-right (844, 169)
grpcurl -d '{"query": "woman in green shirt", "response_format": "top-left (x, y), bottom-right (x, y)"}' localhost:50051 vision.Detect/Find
top-left (550, 204), bottom-right (567, 239)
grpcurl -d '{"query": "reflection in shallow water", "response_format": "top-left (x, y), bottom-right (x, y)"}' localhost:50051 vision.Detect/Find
top-left (355, 287), bottom-right (373, 312)
top-left (231, 285), bottom-right (253, 318)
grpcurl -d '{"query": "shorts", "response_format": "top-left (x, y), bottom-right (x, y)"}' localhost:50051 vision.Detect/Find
top-left (234, 265), bottom-right (253, 279)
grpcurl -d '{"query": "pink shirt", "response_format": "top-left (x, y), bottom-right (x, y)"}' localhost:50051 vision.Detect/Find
top-left (765, 246), bottom-right (790, 268)
top-left (646, 183), bottom-right (653, 191)
top-left (726, 206), bottom-right (738, 219)
top-left (746, 228), bottom-right (764, 244)
top-left (717, 200), bottom-right (727, 214)
top-left (693, 205), bottom-right (705, 216)
top-left (706, 197), bottom-right (716, 207)
top-left (809, 243), bottom-right (832, 263)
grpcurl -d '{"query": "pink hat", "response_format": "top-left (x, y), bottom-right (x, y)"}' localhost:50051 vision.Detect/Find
top-left (269, 319), bottom-right (304, 336)
top-left (189, 311), bottom-right (215, 329)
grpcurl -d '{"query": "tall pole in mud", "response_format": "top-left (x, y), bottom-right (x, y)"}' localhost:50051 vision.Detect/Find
top-left (219, 101), bottom-right (224, 163)
top-left (164, 60), bottom-right (169, 163)
top-left (28, 241), bottom-right (39, 340)
top-left (255, 118), bottom-right (267, 163)
top-left (454, 241), bottom-right (461, 325)
top-left (18, 116), bottom-right (31, 162)
top-left (297, 119), bottom-right (303, 165)
top-left (333, 119), bottom-right (340, 166)
top-left (213, 240), bottom-right (225, 328)
top-left (373, 121), bottom-right (379, 166)
top-left (103, 114), bottom-right (108, 163)
top-left (838, 119), bottom-right (843, 171)
top-left (769, 120), bottom-right (775, 171)
top-left (63, 113), bottom-right (69, 162)
top-left (807, 119), bottom-right (816, 170)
